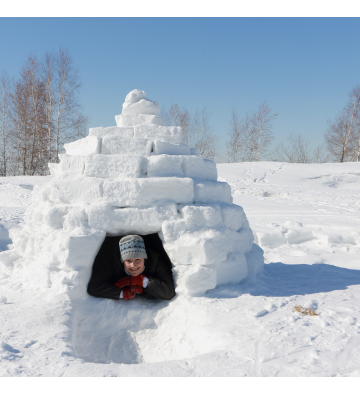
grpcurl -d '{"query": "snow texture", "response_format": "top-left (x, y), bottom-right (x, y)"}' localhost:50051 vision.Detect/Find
top-left (102, 178), bottom-right (194, 206)
top-left (194, 179), bottom-right (232, 204)
top-left (115, 114), bottom-right (164, 127)
top-left (147, 155), bottom-right (184, 177)
top-left (64, 136), bottom-right (101, 156)
top-left (84, 155), bottom-right (145, 179)
top-left (153, 140), bottom-right (191, 156)
top-left (1, 162), bottom-right (360, 376)
top-left (122, 89), bottom-right (160, 116)
top-left (101, 136), bottom-right (152, 156)
top-left (89, 126), bottom-right (133, 139)
top-left (134, 124), bottom-right (183, 144)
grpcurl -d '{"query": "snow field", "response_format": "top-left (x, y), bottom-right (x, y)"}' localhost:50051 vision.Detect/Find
top-left (0, 161), bottom-right (360, 376)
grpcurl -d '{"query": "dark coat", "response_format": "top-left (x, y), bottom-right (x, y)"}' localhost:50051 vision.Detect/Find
top-left (87, 237), bottom-right (176, 301)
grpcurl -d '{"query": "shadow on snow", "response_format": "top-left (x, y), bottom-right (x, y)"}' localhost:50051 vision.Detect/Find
top-left (206, 262), bottom-right (360, 298)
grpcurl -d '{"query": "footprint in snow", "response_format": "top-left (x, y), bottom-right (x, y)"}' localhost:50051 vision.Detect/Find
top-left (255, 309), bottom-right (269, 318)
top-left (0, 296), bottom-right (7, 304)
top-left (24, 340), bottom-right (37, 348)
top-left (1, 341), bottom-right (21, 354)
top-left (255, 303), bottom-right (278, 318)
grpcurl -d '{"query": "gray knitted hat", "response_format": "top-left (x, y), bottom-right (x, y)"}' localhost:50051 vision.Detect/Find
top-left (119, 235), bottom-right (147, 262)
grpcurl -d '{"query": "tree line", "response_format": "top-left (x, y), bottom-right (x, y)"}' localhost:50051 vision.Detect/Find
top-left (2, 47), bottom-right (358, 174)
top-left (0, 47), bottom-right (88, 176)
top-left (163, 83), bottom-right (360, 164)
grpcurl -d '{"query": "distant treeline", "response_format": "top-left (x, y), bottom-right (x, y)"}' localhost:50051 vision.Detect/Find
top-left (163, 84), bottom-right (360, 164)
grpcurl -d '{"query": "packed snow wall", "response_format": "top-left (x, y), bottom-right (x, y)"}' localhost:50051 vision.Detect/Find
top-left (2, 89), bottom-right (264, 300)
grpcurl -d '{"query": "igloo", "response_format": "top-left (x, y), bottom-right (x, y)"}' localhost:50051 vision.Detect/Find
top-left (3, 89), bottom-right (264, 301)
top-left (0, 89), bottom-right (265, 364)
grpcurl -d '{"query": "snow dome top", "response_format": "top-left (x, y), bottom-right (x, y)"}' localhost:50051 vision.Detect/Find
top-left (124, 89), bottom-right (146, 103)
top-left (116, 89), bottom-right (161, 127)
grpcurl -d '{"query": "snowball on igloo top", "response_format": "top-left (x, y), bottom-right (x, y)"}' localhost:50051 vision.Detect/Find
top-left (124, 89), bottom-right (146, 103)
top-left (122, 89), bottom-right (160, 116)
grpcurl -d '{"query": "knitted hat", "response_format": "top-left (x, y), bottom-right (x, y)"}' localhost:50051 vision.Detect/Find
top-left (119, 235), bottom-right (147, 262)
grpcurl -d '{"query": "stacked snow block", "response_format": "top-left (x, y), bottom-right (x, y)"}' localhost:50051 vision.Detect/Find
top-left (6, 89), bottom-right (263, 300)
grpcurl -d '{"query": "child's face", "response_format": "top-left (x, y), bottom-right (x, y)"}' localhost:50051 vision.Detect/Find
top-left (123, 258), bottom-right (145, 276)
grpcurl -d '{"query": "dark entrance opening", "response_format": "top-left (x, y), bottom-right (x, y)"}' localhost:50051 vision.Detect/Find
top-left (94, 233), bottom-right (172, 270)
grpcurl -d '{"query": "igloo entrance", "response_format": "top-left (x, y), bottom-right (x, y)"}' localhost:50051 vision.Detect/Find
top-left (73, 232), bottom-right (214, 365)
top-left (91, 233), bottom-right (173, 273)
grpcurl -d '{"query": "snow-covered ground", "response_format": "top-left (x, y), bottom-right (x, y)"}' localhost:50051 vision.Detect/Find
top-left (0, 162), bottom-right (359, 377)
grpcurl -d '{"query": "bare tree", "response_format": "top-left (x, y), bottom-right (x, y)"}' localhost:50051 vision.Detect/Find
top-left (10, 55), bottom-right (47, 175)
top-left (162, 104), bottom-right (218, 160)
top-left (162, 104), bottom-right (191, 143)
top-left (43, 51), bottom-right (55, 163)
top-left (54, 47), bottom-right (82, 163)
top-left (325, 113), bottom-right (355, 162)
top-left (0, 71), bottom-right (12, 176)
top-left (252, 102), bottom-right (278, 161)
top-left (346, 85), bottom-right (360, 161)
top-left (227, 109), bottom-right (253, 162)
top-left (73, 112), bottom-right (89, 140)
top-left (226, 102), bottom-right (277, 163)
top-left (272, 134), bottom-right (331, 163)
top-left (325, 85), bottom-right (360, 162)
top-left (227, 109), bottom-right (241, 162)
top-left (192, 108), bottom-right (217, 160)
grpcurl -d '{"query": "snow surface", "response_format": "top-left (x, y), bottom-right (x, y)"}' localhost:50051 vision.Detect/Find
top-left (0, 161), bottom-right (359, 376)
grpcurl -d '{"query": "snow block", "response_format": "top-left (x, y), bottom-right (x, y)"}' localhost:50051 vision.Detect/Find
top-left (245, 243), bottom-right (265, 277)
top-left (42, 204), bottom-right (73, 230)
top-left (32, 183), bottom-right (52, 204)
top-left (179, 204), bottom-right (223, 231)
top-left (146, 155), bottom-right (184, 177)
top-left (160, 204), bottom-right (224, 244)
top-left (89, 126), bottom-right (133, 139)
top-left (101, 136), bottom-right (152, 156)
top-left (123, 99), bottom-right (160, 116)
top-left (87, 202), bottom-right (178, 235)
top-left (153, 140), bottom-right (191, 156)
top-left (182, 156), bottom-right (218, 181)
top-left (58, 154), bottom-right (85, 177)
top-left (84, 154), bottom-right (145, 179)
top-left (218, 202), bottom-right (248, 232)
top-left (102, 177), bottom-right (194, 206)
top-left (115, 114), bottom-right (165, 127)
top-left (48, 163), bottom-right (60, 177)
top-left (194, 180), bottom-right (232, 204)
top-left (58, 228), bottom-right (106, 298)
top-left (162, 226), bottom-right (243, 266)
top-left (61, 229), bottom-right (107, 271)
top-left (49, 177), bottom-right (103, 205)
top-left (176, 265), bottom-right (217, 296)
top-left (133, 124), bottom-right (183, 144)
top-left (214, 252), bottom-right (248, 286)
top-left (64, 136), bottom-right (101, 156)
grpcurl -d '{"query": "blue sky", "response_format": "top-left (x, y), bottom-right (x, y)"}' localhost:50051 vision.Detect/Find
top-left (1, 17), bottom-right (359, 156)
